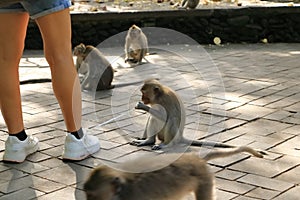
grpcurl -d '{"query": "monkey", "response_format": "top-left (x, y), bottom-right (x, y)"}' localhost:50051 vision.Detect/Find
top-left (73, 43), bottom-right (89, 75)
top-left (124, 24), bottom-right (149, 64)
top-left (73, 43), bottom-right (114, 91)
top-left (130, 79), bottom-right (257, 151)
top-left (83, 146), bottom-right (264, 200)
top-left (181, 0), bottom-right (200, 9)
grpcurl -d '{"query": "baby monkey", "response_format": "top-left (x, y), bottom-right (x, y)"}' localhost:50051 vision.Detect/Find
top-left (73, 43), bottom-right (114, 91)
top-left (124, 24), bottom-right (149, 64)
top-left (84, 146), bottom-right (264, 200)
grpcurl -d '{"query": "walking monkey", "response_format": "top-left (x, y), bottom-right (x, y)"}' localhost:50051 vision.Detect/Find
top-left (124, 25), bottom-right (149, 64)
top-left (131, 79), bottom-right (238, 150)
top-left (84, 146), bottom-right (264, 200)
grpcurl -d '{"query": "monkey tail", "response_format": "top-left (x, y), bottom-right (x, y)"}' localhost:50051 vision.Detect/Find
top-left (203, 146), bottom-right (265, 161)
top-left (183, 138), bottom-right (236, 148)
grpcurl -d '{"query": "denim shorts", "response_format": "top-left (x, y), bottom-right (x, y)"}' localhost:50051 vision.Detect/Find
top-left (0, 0), bottom-right (71, 19)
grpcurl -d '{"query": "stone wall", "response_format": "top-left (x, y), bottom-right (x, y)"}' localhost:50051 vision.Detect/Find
top-left (25, 6), bottom-right (300, 49)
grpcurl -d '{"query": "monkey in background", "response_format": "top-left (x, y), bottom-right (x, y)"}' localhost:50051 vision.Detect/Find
top-left (73, 43), bottom-right (114, 91)
top-left (73, 43), bottom-right (89, 75)
top-left (124, 24), bottom-right (149, 64)
top-left (181, 0), bottom-right (200, 9)
top-left (131, 79), bottom-right (241, 150)
top-left (84, 146), bottom-right (264, 200)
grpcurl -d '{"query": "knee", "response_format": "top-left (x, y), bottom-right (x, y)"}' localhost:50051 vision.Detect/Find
top-left (44, 51), bottom-right (71, 67)
top-left (0, 44), bottom-right (24, 65)
top-left (44, 45), bottom-right (73, 68)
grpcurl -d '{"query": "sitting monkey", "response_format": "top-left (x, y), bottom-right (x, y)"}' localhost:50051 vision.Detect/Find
top-left (131, 79), bottom-right (240, 150)
top-left (124, 24), bottom-right (149, 64)
top-left (84, 146), bottom-right (264, 200)
top-left (73, 43), bottom-right (114, 91)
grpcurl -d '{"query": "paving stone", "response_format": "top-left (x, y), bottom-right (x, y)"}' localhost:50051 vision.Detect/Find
top-left (275, 157), bottom-right (300, 184)
top-left (38, 158), bottom-right (65, 169)
top-left (0, 188), bottom-right (44, 200)
top-left (232, 118), bottom-right (291, 136)
top-left (238, 174), bottom-right (294, 192)
top-left (216, 177), bottom-right (255, 195)
top-left (216, 189), bottom-right (239, 200)
top-left (216, 169), bottom-right (246, 181)
top-left (281, 125), bottom-right (300, 135)
top-left (234, 196), bottom-right (261, 200)
top-left (231, 104), bottom-right (276, 121)
top-left (41, 145), bottom-right (64, 158)
top-left (31, 175), bottom-right (66, 193)
top-left (229, 155), bottom-right (297, 178)
top-left (26, 152), bottom-right (52, 163)
top-left (270, 136), bottom-right (300, 157)
top-left (264, 110), bottom-right (292, 121)
top-left (245, 187), bottom-right (281, 200)
top-left (9, 162), bottom-right (49, 175)
top-left (36, 187), bottom-right (85, 200)
top-left (34, 163), bottom-right (91, 186)
top-left (0, 175), bottom-right (36, 194)
top-left (1, 44), bottom-right (300, 199)
top-left (273, 186), bottom-right (300, 200)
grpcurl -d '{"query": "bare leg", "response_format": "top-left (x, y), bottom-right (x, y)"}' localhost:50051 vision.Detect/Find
top-left (0, 13), bottom-right (29, 134)
top-left (35, 9), bottom-right (82, 132)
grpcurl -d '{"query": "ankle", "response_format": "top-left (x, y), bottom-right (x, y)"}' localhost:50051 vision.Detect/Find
top-left (68, 128), bottom-right (84, 140)
top-left (9, 129), bottom-right (28, 141)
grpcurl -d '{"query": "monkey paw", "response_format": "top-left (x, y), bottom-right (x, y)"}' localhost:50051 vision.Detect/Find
top-left (130, 140), bottom-right (146, 146)
top-left (129, 140), bottom-right (140, 146)
top-left (151, 144), bottom-right (162, 150)
top-left (130, 139), bottom-right (155, 147)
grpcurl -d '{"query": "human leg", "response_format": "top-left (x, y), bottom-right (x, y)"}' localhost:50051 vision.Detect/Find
top-left (35, 8), bottom-right (100, 160)
top-left (0, 12), bottom-right (28, 134)
top-left (35, 9), bottom-right (81, 132)
top-left (0, 13), bottom-right (39, 162)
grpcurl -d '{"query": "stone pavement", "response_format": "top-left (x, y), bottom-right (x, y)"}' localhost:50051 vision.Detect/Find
top-left (0, 43), bottom-right (300, 200)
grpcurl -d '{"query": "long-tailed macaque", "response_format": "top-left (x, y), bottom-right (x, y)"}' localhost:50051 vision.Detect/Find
top-left (131, 79), bottom-right (240, 150)
top-left (181, 0), bottom-right (200, 9)
top-left (84, 146), bottom-right (264, 200)
top-left (124, 24), bottom-right (149, 64)
top-left (73, 43), bottom-right (114, 91)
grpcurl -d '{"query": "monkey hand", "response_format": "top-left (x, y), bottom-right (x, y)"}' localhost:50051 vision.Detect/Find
top-left (135, 102), bottom-right (148, 111)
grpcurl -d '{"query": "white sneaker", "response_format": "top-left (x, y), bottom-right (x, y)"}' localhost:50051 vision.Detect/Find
top-left (62, 132), bottom-right (100, 161)
top-left (3, 135), bottom-right (39, 163)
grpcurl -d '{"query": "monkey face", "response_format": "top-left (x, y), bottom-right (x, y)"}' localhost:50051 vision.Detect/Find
top-left (129, 25), bottom-right (141, 39)
top-left (140, 82), bottom-right (161, 105)
top-left (73, 43), bottom-right (86, 56)
top-left (141, 91), bottom-right (151, 104)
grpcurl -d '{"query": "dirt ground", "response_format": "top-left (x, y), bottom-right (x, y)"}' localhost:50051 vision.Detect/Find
top-left (70, 0), bottom-right (298, 13)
